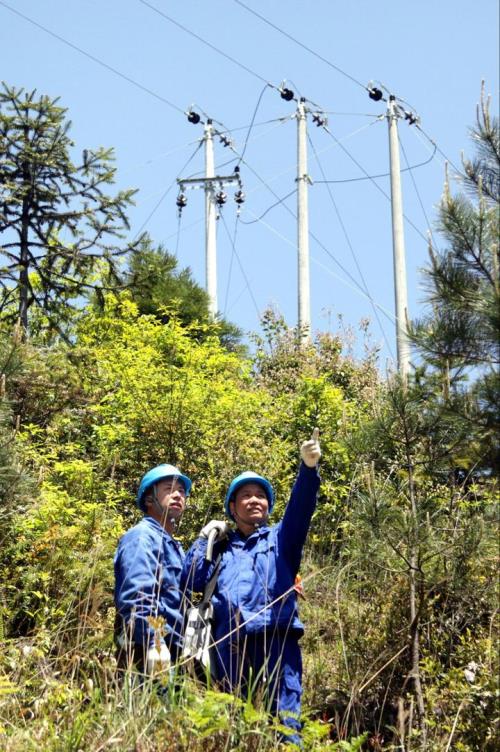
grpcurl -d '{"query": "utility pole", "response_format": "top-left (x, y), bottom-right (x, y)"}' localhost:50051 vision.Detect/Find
top-left (297, 98), bottom-right (311, 343)
top-left (387, 95), bottom-right (411, 378)
top-left (177, 116), bottom-right (243, 320)
top-left (204, 120), bottom-right (217, 318)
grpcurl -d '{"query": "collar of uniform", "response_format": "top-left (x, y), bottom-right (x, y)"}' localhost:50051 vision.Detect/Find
top-left (143, 515), bottom-right (177, 541)
top-left (231, 525), bottom-right (271, 544)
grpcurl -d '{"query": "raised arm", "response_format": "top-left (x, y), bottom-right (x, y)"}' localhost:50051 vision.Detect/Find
top-left (278, 429), bottom-right (321, 573)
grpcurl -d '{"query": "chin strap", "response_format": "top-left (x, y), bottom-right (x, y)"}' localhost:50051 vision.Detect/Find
top-left (152, 484), bottom-right (177, 528)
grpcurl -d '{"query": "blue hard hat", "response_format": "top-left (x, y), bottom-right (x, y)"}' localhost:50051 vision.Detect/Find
top-left (224, 471), bottom-right (275, 520)
top-left (136, 464), bottom-right (192, 512)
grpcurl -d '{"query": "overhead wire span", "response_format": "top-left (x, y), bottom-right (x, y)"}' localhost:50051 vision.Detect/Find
top-left (132, 140), bottom-right (204, 240)
top-left (138, 0), bottom-right (273, 87)
top-left (243, 207), bottom-right (395, 323)
top-left (398, 135), bottom-right (437, 249)
top-left (314, 143), bottom-right (437, 184)
top-left (232, 0), bottom-right (368, 92)
top-left (307, 134), bottom-right (395, 358)
top-left (321, 124), bottom-right (430, 244)
top-left (229, 145), bottom-right (395, 322)
top-left (232, 118), bottom-right (380, 200)
top-left (415, 123), bottom-right (463, 176)
top-left (0, 0), bottom-right (185, 114)
top-left (223, 215), bottom-right (238, 315)
top-left (238, 84), bottom-right (273, 165)
top-left (239, 188), bottom-right (297, 225)
top-left (219, 213), bottom-right (261, 320)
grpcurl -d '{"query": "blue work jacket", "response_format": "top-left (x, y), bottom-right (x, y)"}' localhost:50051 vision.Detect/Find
top-left (181, 463), bottom-right (320, 641)
top-left (114, 516), bottom-right (185, 650)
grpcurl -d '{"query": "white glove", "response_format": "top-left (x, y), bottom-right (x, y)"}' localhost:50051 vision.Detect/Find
top-left (200, 519), bottom-right (231, 541)
top-left (145, 643), bottom-right (171, 675)
top-left (300, 427), bottom-right (321, 467)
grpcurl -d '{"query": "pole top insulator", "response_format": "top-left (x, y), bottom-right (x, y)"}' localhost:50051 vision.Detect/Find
top-left (368, 87), bottom-right (383, 102)
top-left (187, 110), bottom-right (201, 124)
top-left (280, 87), bottom-right (294, 101)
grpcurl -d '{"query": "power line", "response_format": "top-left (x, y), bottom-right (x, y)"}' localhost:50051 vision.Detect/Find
top-left (138, 0), bottom-right (273, 87)
top-left (132, 141), bottom-right (203, 240)
top-left (232, 0), bottom-right (368, 92)
top-left (0, 0), bottom-right (185, 114)
top-left (231, 148), bottom-right (396, 323)
top-left (238, 84), bottom-right (273, 165)
top-left (223, 215), bottom-right (239, 315)
top-left (243, 206), bottom-right (396, 322)
top-left (321, 124), bottom-right (430, 244)
top-left (314, 144), bottom-right (437, 184)
top-left (398, 136), bottom-right (437, 248)
top-left (239, 189), bottom-right (297, 225)
top-left (308, 134), bottom-right (395, 358)
top-left (219, 213), bottom-right (261, 320)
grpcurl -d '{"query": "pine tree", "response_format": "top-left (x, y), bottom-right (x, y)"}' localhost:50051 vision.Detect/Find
top-left (121, 234), bottom-right (243, 349)
top-left (0, 83), bottom-right (137, 336)
top-left (411, 83), bottom-right (499, 470)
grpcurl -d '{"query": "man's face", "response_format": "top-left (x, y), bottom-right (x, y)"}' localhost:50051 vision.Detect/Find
top-left (230, 482), bottom-right (269, 528)
top-left (153, 477), bottom-right (187, 521)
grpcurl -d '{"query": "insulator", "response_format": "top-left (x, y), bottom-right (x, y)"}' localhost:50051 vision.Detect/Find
top-left (404, 111), bottom-right (417, 125)
top-left (176, 193), bottom-right (188, 209)
top-left (215, 191), bottom-right (227, 206)
top-left (368, 87), bottom-right (383, 102)
top-left (234, 190), bottom-right (245, 205)
top-left (187, 111), bottom-right (201, 124)
top-left (220, 134), bottom-right (232, 147)
top-left (312, 112), bottom-right (327, 127)
top-left (280, 87), bottom-right (294, 102)
top-left (234, 165), bottom-right (240, 174)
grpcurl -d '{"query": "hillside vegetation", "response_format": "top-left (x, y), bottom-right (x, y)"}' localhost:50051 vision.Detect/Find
top-left (0, 83), bottom-right (498, 751)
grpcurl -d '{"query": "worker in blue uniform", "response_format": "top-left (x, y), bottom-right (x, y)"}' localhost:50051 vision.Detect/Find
top-left (114, 463), bottom-right (191, 674)
top-left (181, 429), bottom-right (321, 744)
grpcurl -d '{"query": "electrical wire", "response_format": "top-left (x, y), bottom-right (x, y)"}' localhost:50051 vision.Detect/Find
top-left (232, 150), bottom-right (396, 322)
top-left (415, 123), bottom-right (463, 176)
top-left (0, 0), bottom-right (185, 114)
top-left (132, 141), bottom-right (203, 240)
top-left (138, 0), bottom-right (273, 87)
top-left (321, 124), bottom-right (430, 244)
top-left (308, 134), bottom-right (395, 358)
top-left (219, 212), bottom-right (261, 320)
top-left (242, 206), bottom-right (395, 322)
top-left (398, 136), bottom-right (437, 248)
top-left (239, 188), bottom-right (297, 225)
top-left (223, 215), bottom-right (239, 315)
top-left (238, 84), bottom-right (273, 165)
top-left (232, 0), bottom-right (368, 92)
top-left (314, 144), bottom-right (437, 184)
top-left (231, 145), bottom-right (394, 321)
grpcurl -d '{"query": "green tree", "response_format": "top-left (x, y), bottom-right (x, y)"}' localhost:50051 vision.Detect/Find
top-left (410, 84), bottom-right (499, 470)
top-left (0, 82), bottom-right (137, 336)
top-left (120, 234), bottom-right (243, 350)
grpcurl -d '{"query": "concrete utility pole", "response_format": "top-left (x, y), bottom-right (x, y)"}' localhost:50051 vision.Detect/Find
top-left (204, 120), bottom-right (217, 318)
top-left (297, 98), bottom-right (311, 343)
top-left (177, 119), bottom-right (242, 320)
top-left (387, 95), bottom-right (411, 378)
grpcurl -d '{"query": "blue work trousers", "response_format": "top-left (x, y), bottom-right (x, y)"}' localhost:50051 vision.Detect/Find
top-left (214, 629), bottom-right (303, 745)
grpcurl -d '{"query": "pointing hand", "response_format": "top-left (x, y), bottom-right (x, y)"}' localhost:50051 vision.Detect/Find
top-left (300, 427), bottom-right (321, 468)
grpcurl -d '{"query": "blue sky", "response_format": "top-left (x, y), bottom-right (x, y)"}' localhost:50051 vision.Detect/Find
top-left (1, 0), bottom-right (498, 366)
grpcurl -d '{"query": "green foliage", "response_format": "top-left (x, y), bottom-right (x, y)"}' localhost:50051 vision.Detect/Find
top-left (0, 86), bottom-right (497, 752)
top-left (119, 235), bottom-right (243, 351)
top-left (0, 82), bottom-right (137, 335)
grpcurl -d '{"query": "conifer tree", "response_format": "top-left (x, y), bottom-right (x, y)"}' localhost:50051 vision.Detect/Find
top-left (411, 84), bottom-right (499, 469)
top-left (0, 83), bottom-right (137, 335)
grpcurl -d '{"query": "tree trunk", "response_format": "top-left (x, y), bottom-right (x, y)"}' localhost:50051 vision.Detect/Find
top-left (407, 459), bottom-right (427, 748)
top-left (18, 157), bottom-right (30, 332)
